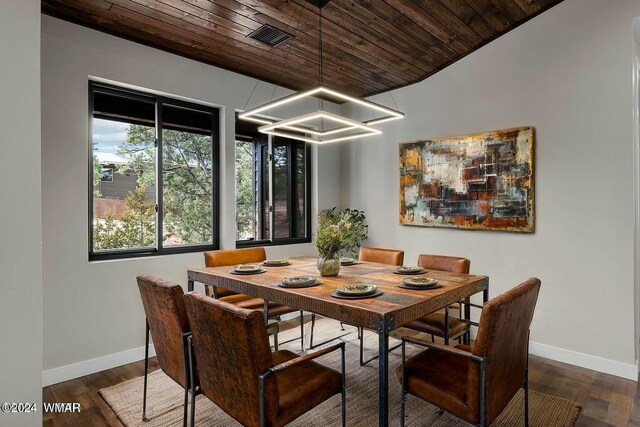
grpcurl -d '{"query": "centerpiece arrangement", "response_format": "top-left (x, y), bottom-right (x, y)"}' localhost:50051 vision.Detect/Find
top-left (315, 207), bottom-right (368, 276)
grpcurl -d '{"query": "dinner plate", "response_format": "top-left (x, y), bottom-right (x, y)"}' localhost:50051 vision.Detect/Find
top-left (398, 283), bottom-right (442, 290)
top-left (340, 257), bottom-right (357, 266)
top-left (262, 259), bottom-right (290, 267)
top-left (281, 275), bottom-right (316, 287)
top-left (278, 277), bottom-right (321, 288)
top-left (330, 289), bottom-right (384, 300)
top-left (402, 277), bottom-right (439, 287)
top-left (393, 266), bottom-right (425, 275)
top-left (233, 263), bottom-right (262, 273)
top-left (336, 283), bottom-right (377, 296)
top-left (229, 269), bottom-right (267, 275)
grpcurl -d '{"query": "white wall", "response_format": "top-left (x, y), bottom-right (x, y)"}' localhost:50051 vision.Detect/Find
top-left (41, 16), bottom-right (341, 384)
top-left (0, 0), bottom-right (43, 424)
top-left (341, 0), bottom-right (640, 379)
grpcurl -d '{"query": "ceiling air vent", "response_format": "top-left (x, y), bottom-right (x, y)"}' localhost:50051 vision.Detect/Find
top-left (248, 25), bottom-right (293, 48)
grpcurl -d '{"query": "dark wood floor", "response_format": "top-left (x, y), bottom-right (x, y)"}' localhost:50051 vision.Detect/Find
top-left (43, 322), bottom-right (640, 427)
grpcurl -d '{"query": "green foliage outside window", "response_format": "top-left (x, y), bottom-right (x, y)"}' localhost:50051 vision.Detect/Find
top-left (93, 186), bottom-right (155, 249)
top-left (93, 124), bottom-right (213, 250)
top-left (235, 140), bottom-right (254, 240)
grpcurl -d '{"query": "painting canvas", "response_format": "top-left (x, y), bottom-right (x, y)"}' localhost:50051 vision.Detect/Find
top-left (399, 127), bottom-right (534, 232)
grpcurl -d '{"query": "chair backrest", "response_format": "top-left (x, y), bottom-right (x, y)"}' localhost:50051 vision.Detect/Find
top-left (417, 254), bottom-right (470, 274)
top-left (183, 292), bottom-right (277, 427)
top-left (136, 275), bottom-right (190, 388)
top-left (467, 277), bottom-right (541, 425)
top-left (203, 248), bottom-right (267, 297)
top-left (358, 246), bottom-right (404, 266)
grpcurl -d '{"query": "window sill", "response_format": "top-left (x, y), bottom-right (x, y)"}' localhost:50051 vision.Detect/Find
top-left (235, 238), bottom-right (311, 249)
top-left (89, 243), bottom-right (218, 262)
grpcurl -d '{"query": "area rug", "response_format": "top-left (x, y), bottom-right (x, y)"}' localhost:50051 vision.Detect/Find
top-left (100, 318), bottom-right (581, 426)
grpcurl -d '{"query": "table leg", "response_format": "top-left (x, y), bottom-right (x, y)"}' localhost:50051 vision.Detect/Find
top-left (378, 318), bottom-right (390, 427)
top-left (483, 279), bottom-right (489, 303)
top-left (463, 297), bottom-right (471, 345)
top-left (188, 279), bottom-right (194, 292)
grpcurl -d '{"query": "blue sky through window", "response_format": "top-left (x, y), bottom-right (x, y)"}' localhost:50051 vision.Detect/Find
top-left (93, 118), bottom-right (129, 164)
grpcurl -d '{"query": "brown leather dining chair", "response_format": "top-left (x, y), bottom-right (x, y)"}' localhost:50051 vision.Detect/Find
top-left (203, 247), bottom-right (307, 351)
top-left (398, 277), bottom-right (541, 427)
top-left (137, 275), bottom-right (195, 427)
top-left (359, 246), bottom-right (405, 266)
top-left (357, 246), bottom-right (405, 365)
top-left (183, 292), bottom-right (346, 427)
top-left (404, 254), bottom-right (472, 345)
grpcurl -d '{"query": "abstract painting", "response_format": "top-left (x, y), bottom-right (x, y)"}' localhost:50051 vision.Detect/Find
top-left (399, 127), bottom-right (534, 232)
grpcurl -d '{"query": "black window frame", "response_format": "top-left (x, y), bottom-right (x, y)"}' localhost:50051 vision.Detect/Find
top-left (88, 81), bottom-right (220, 261)
top-left (235, 119), bottom-right (311, 248)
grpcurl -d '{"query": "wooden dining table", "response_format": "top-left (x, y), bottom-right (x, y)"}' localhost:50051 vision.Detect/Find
top-left (187, 256), bottom-right (489, 427)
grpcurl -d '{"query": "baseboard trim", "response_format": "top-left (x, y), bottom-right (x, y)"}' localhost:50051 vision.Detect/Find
top-left (43, 345), bottom-right (156, 387)
top-left (529, 341), bottom-right (638, 381)
top-left (43, 339), bottom-right (638, 386)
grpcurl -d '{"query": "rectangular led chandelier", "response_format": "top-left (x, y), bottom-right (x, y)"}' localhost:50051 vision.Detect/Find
top-left (238, 86), bottom-right (404, 144)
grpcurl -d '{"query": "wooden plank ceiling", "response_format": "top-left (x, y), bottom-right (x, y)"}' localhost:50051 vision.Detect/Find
top-left (42, 0), bottom-right (564, 98)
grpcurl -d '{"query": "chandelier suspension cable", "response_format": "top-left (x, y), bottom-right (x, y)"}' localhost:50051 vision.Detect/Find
top-left (339, 0), bottom-right (379, 121)
top-left (242, 2), bottom-right (302, 113)
top-left (389, 91), bottom-right (400, 110)
top-left (266, 1), bottom-right (306, 119)
top-left (343, 4), bottom-right (402, 120)
top-left (318, 5), bottom-right (325, 131)
top-left (238, 0), bottom-right (404, 144)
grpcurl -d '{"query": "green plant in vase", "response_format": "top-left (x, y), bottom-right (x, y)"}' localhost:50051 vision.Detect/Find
top-left (316, 207), bottom-right (368, 276)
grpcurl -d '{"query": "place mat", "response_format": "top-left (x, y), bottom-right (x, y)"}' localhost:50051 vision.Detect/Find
top-left (330, 290), bottom-right (384, 300)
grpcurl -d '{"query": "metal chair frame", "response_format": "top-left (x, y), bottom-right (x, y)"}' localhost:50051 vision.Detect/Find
top-left (308, 316), bottom-right (354, 350)
top-left (399, 334), bottom-right (530, 427)
top-left (142, 319), bottom-right (198, 427)
top-left (187, 338), bottom-right (346, 427)
top-left (208, 284), bottom-right (309, 353)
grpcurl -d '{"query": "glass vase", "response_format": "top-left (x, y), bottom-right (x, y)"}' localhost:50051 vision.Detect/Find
top-left (317, 252), bottom-right (341, 277)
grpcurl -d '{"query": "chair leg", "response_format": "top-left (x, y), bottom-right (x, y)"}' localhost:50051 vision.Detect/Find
top-left (182, 388), bottom-right (188, 427)
top-left (341, 344), bottom-right (346, 427)
top-left (142, 319), bottom-right (149, 422)
top-left (299, 310), bottom-right (305, 352)
top-left (359, 328), bottom-right (364, 366)
top-left (187, 336), bottom-right (196, 427)
top-left (400, 342), bottom-right (407, 427)
top-left (271, 321), bottom-right (279, 351)
top-left (524, 366), bottom-right (529, 427)
top-left (444, 310), bottom-right (450, 345)
top-left (309, 313), bottom-right (316, 348)
top-left (190, 389), bottom-right (196, 427)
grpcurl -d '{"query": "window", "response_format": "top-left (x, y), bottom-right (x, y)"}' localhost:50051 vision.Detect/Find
top-left (89, 82), bottom-right (219, 260)
top-left (235, 118), bottom-right (310, 246)
top-left (100, 168), bottom-right (113, 182)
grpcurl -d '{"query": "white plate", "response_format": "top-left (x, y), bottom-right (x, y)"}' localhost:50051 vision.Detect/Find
top-left (336, 283), bottom-right (377, 296)
top-left (281, 276), bottom-right (316, 287)
top-left (233, 263), bottom-right (262, 273)
top-left (402, 277), bottom-right (438, 287)
top-left (395, 266), bottom-right (424, 274)
top-left (262, 259), bottom-right (290, 266)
